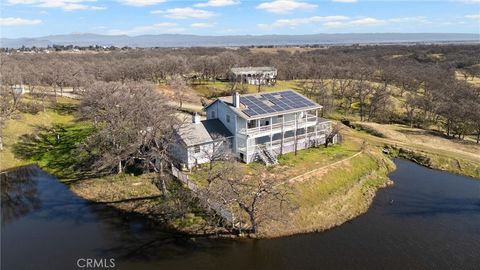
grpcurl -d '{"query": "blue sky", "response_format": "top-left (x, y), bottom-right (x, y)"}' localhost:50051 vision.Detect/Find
top-left (1, 0), bottom-right (479, 38)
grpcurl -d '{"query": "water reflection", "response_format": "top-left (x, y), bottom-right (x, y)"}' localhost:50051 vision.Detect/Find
top-left (1, 166), bottom-right (41, 225)
top-left (2, 160), bottom-right (480, 270)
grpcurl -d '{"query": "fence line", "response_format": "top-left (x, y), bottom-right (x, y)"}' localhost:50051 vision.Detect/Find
top-left (171, 164), bottom-right (236, 224)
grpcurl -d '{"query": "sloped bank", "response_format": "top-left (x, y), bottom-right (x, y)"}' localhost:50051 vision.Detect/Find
top-left (384, 146), bottom-right (480, 179)
top-left (258, 147), bottom-right (395, 238)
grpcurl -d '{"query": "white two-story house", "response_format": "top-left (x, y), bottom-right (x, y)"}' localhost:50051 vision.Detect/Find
top-left (171, 89), bottom-right (334, 168)
top-left (229, 67), bottom-right (277, 85)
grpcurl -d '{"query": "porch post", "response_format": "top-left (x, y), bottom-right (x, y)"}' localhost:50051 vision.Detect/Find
top-left (270, 116), bottom-right (273, 150)
top-left (315, 109), bottom-right (318, 146)
top-left (281, 115), bottom-right (284, 155)
top-left (294, 112), bottom-right (298, 154)
top-left (304, 110), bottom-right (308, 147)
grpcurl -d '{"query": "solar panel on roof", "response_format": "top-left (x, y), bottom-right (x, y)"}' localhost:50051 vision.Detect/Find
top-left (243, 109), bottom-right (257, 117)
top-left (239, 90), bottom-right (318, 118)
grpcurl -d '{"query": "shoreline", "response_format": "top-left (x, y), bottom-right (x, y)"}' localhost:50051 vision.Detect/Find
top-left (4, 140), bottom-right (477, 239)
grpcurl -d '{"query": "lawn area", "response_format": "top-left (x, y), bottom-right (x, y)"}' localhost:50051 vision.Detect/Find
top-left (11, 121), bottom-right (95, 178)
top-left (69, 172), bottom-right (212, 232)
top-left (1, 96), bottom-right (81, 171)
top-left (190, 80), bottom-right (303, 98)
top-left (271, 140), bottom-right (361, 179)
top-left (261, 145), bottom-right (394, 237)
top-left (187, 137), bottom-right (363, 188)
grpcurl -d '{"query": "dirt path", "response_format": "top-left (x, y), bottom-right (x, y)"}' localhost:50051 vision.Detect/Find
top-left (167, 101), bottom-right (203, 112)
top-left (276, 150), bottom-right (363, 187)
top-left (353, 125), bottom-right (480, 163)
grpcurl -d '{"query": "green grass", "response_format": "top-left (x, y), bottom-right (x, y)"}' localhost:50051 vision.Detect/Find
top-left (171, 213), bottom-right (206, 229)
top-left (273, 140), bottom-right (361, 179)
top-left (1, 97), bottom-right (80, 171)
top-left (293, 153), bottom-right (379, 204)
top-left (190, 80), bottom-right (303, 98)
top-left (12, 122), bottom-right (95, 178)
top-left (259, 146), bottom-right (395, 237)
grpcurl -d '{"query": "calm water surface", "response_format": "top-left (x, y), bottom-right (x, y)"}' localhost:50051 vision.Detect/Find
top-left (1, 159), bottom-right (479, 270)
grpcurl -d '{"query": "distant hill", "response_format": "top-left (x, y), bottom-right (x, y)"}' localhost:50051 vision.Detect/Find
top-left (1, 33), bottom-right (479, 48)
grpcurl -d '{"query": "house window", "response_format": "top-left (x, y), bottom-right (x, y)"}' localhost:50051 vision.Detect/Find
top-left (211, 111), bottom-right (216, 119)
top-left (194, 145), bottom-right (200, 153)
top-left (248, 120), bottom-right (256, 129)
top-left (226, 115), bottom-right (231, 123)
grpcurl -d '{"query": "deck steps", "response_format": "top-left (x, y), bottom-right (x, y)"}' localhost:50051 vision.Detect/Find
top-left (257, 145), bottom-right (278, 166)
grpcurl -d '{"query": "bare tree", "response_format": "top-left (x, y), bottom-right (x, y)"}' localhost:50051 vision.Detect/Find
top-left (168, 75), bottom-right (188, 109)
top-left (206, 160), bottom-right (292, 234)
top-left (78, 81), bottom-right (179, 189)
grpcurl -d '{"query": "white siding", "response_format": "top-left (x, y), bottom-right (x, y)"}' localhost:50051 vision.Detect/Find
top-left (186, 144), bottom-right (213, 169)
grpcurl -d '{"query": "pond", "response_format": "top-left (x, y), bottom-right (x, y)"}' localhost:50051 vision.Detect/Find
top-left (1, 159), bottom-right (479, 270)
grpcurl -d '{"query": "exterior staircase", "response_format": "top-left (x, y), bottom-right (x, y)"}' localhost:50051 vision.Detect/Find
top-left (256, 145), bottom-right (278, 166)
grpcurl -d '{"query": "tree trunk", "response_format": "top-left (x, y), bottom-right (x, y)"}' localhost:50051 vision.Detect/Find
top-left (117, 158), bottom-right (122, 174)
top-left (248, 210), bottom-right (257, 234)
top-left (53, 86), bottom-right (58, 103)
top-left (159, 160), bottom-right (168, 197)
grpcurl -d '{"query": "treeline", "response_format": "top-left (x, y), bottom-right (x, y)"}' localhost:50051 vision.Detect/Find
top-left (1, 44), bottom-right (480, 141)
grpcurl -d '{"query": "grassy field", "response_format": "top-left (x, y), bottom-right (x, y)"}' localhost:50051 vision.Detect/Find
top-left (261, 146), bottom-right (394, 237)
top-left (352, 122), bottom-right (480, 178)
top-left (190, 80), bottom-right (303, 98)
top-left (69, 172), bottom-right (213, 233)
top-left (188, 138), bottom-right (362, 188)
top-left (1, 97), bottom-right (79, 171)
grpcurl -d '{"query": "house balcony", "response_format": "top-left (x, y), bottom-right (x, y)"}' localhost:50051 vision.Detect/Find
top-left (238, 115), bottom-right (330, 138)
top-left (237, 132), bottom-right (327, 161)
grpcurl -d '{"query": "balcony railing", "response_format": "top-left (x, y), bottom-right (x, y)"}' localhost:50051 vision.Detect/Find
top-left (238, 115), bottom-right (324, 136)
top-left (237, 131), bottom-right (326, 154)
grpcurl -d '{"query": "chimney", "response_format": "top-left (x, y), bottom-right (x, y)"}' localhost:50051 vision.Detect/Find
top-left (192, 112), bottom-right (200, 124)
top-left (233, 92), bottom-right (240, 108)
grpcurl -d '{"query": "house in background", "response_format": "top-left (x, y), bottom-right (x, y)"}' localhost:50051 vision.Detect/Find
top-left (171, 89), bottom-right (335, 168)
top-left (12, 84), bottom-right (25, 95)
top-left (229, 67), bottom-right (277, 85)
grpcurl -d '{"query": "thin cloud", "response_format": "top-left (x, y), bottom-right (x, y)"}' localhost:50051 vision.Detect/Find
top-left (454, 0), bottom-right (480, 4)
top-left (465, 14), bottom-right (480, 20)
top-left (259, 15), bottom-right (350, 28)
top-left (7, 0), bottom-right (106, 11)
top-left (389, 16), bottom-right (429, 23)
top-left (194, 0), bottom-right (240, 7)
top-left (321, 16), bottom-right (429, 29)
top-left (258, 15), bottom-right (427, 30)
top-left (118, 0), bottom-right (166, 6)
top-left (350, 17), bottom-right (385, 26)
top-left (257, 0), bottom-right (317, 14)
top-left (191, 22), bottom-right (215, 27)
top-left (152, 7), bottom-right (217, 19)
top-left (108, 22), bottom-right (185, 35)
top-left (0, 17), bottom-right (42, 25)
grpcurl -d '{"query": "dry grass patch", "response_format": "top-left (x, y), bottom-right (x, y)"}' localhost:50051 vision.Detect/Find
top-left (69, 173), bottom-right (163, 213)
